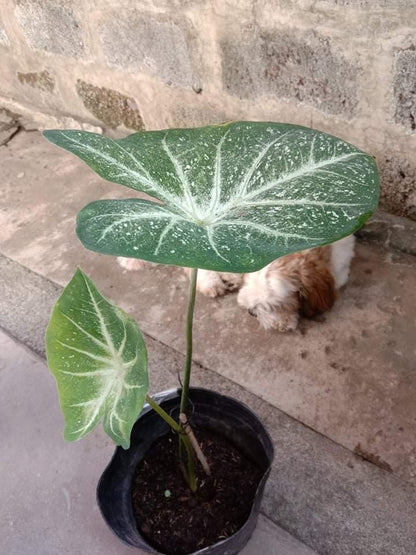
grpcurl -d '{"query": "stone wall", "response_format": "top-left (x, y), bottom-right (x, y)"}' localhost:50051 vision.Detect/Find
top-left (1, 0), bottom-right (415, 219)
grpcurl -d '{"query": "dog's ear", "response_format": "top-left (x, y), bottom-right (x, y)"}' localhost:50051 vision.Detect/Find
top-left (299, 264), bottom-right (336, 318)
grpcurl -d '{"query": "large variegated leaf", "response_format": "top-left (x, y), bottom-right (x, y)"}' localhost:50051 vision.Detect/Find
top-left (45, 269), bottom-right (148, 448)
top-left (44, 122), bottom-right (379, 272)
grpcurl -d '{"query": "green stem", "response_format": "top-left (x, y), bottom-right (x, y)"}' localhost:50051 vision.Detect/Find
top-left (180, 267), bottom-right (198, 415)
top-left (146, 394), bottom-right (197, 492)
top-left (146, 267), bottom-right (199, 493)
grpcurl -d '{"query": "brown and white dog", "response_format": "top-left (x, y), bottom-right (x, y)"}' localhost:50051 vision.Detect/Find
top-left (118, 235), bottom-right (355, 332)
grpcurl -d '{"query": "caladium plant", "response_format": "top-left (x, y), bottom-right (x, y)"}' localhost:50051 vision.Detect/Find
top-left (44, 122), bottom-right (379, 488)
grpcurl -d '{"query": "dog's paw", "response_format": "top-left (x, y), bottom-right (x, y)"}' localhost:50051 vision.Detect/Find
top-left (271, 312), bottom-right (299, 332)
top-left (220, 272), bottom-right (244, 292)
top-left (197, 271), bottom-right (227, 298)
top-left (254, 306), bottom-right (299, 332)
top-left (199, 284), bottom-right (227, 297)
top-left (117, 257), bottom-right (148, 271)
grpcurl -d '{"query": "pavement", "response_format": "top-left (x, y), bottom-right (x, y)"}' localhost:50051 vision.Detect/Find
top-left (1, 129), bottom-right (416, 555)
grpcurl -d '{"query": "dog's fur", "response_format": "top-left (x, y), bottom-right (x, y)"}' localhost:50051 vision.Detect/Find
top-left (118, 235), bottom-right (355, 331)
top-left (237, 236), bottom-right (355, 331)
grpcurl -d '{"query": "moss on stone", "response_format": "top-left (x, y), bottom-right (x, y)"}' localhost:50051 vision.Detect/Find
top-left (76, 80), bottom-right (144, 130)
top-left (17, 70), bottom-right (55, 92)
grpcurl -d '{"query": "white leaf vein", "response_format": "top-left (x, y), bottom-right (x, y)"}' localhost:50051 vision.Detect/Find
top-left (215, 219), bottom-right (324, 242)
top-left (162, 134), bottom-right (199, 219)
top-left (60, 132), bottom-right (190, 218)
top-left (236, 130), bottom-right (295, 198)
top-left (154, 219), bottom-right (177, 255)
top-left (61, 312), bottom-right (110, 352)
top-left (208, 128), bottom-right (230, 216)
top-left (206, 226), bottom-right (230, 263)
top-left (57, 340), bottom-right (112, 363)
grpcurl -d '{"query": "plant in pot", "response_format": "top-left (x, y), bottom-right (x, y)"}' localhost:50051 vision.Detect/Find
top-left (44, 122), bottom-right (379, 555)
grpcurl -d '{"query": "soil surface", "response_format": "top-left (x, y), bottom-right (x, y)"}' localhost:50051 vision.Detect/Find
top-left (131, 428), bottom-right (263, 554)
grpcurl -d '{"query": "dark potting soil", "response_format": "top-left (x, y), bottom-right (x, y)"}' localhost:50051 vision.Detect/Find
top-left (131, 428), bottom-right (263, 555)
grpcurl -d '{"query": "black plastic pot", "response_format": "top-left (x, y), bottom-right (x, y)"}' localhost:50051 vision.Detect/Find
top-left (97, 388), bottom-right (274, 555)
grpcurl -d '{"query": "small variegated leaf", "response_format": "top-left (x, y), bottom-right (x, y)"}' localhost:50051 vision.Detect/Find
top-left (44, 122), bottom-right (379, 273)
top-left (45, 268), bottom-right (148, 448)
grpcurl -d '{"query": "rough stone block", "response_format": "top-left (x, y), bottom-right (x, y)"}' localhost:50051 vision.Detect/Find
top-left (0, 28), bottom-right (10, 47)
top-left (14, 0), bottom-right (84, 58)
top-left (356, 210), bottom-right (416, 256)
top-left (17, 69), bottom-right (55, 92)
top-left (0, 106), bottom-right (20, 127)
top-left (330, 0), bottom-right (412, 6)
top-left (101, 12), bottom-right (196, 87)
top-left (76, 80), bottom-right (144, 130)
top-left (0, 107), bottom-right (20, 145)
top-left (378, 155), bottom-right (416, 220)
top-left (0, 99), bottom-right (102, 133)
top-left (166, 103), bottom-right (230, 128)
top-left (393, 46), bottom-right (416, 132)
top-left (221, 29), bottom-right (360, 117)
top-left (0, 126), bottom-right (19, 146)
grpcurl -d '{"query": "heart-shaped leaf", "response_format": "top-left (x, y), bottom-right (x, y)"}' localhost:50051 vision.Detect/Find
top-left (45, 268), bottom-right (148, 448)
top-left (44, 122), bottom-right (379, 272)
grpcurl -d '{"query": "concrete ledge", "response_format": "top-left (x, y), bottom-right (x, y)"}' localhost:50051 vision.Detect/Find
top-left (1, 254), bottom-right (415, 555)
top-left (0, 255), bottom-right (60, 357)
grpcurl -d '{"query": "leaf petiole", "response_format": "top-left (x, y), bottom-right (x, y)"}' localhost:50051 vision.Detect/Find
top-left (144, 394), bottom-right (181, 432)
